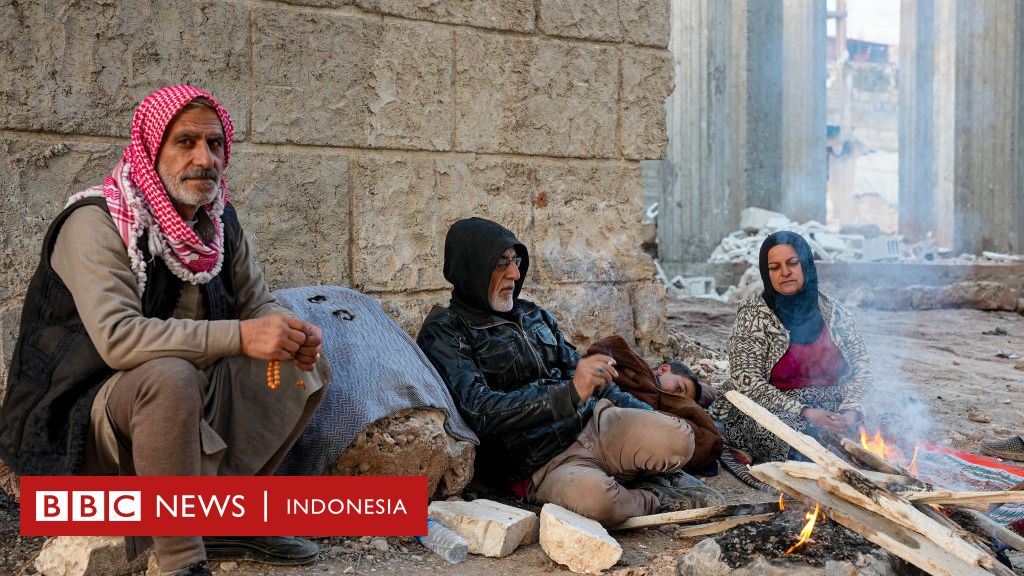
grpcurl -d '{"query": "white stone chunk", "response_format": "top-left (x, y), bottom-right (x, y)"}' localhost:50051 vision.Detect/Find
top-left (35, 536), bottom-right (145, 576)
top-left (428, 498), bottom-right (538, 557)
top-left (539, 503), bottom-right (621, 574)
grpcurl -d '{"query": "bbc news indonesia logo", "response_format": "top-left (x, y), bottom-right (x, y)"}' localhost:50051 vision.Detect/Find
top-left (21, 476), bottom-right (426, 536)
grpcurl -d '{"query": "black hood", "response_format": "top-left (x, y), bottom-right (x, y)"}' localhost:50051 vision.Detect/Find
top-left (443, 217), bottom-right (529, 313)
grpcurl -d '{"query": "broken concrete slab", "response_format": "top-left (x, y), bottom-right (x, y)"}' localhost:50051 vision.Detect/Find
top-left (539, 503), bottom-right (621, 574)
top-left (328, 408), bottom-right (474, 499)
top-left (739, 207), bottom-right (790, 233)
top-left (35, 536), bottom-right (147, 576)
top-left (427, 499), bottom-right (538, 557)
top-left (851, 281), bottom-right (1019, 312)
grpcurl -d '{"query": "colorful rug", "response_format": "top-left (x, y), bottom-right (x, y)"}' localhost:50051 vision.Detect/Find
top-left (913, 444), bottom-right (1024, 526)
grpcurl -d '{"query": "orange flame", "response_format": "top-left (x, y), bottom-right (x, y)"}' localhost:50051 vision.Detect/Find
top-left (909, 445), bottom-right (920, 476)
top-left (859, 426), bottom-right (887, 460)
top-left (785, 503), bottom-right (821, 554)
top-left (778, 492), bottom-right (785, 510)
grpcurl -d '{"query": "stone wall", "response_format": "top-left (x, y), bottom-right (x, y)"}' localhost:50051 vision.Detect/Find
top-left (0, 0), bottom-right (673, 386)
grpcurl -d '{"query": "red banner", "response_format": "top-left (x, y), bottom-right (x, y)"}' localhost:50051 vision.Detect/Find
top-left (20, 476), bottom-right (427, 536)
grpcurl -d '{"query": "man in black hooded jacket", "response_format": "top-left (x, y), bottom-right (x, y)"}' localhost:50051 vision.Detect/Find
top-left (417, 217), bottom-right (721, 527)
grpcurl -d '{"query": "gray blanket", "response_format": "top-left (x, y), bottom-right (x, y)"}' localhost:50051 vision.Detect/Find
top-left (274, 286), bottom-right (477, 476)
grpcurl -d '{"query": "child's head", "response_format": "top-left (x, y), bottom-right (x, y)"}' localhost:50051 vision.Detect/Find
top-left (653, 361), bottom-right (699, 399)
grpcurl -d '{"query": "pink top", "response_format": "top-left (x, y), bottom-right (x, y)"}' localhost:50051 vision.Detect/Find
top-left (769, 325), bottom-right (846, 391)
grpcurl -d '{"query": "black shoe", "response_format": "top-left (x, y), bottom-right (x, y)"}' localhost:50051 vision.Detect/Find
top-left (203, 536), bottom-right (319, 565)
top-left (636, 480), bottom-right (725, 512)
top-left (169, 561), bottom-right (213, 576)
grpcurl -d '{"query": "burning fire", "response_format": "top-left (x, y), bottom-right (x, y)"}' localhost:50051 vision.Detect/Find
top-left (858, 426), bottom-right (921, 476)
top-left (785, 503), bottom-right (821, 554)
top-left (859, 427), bottom-right (888, 460)
top-left (778, 492), bottom-right (785, 510)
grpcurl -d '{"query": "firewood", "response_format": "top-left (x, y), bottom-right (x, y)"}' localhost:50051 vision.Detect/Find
top-left (779, 460), bottom-right (926, 489)
top-left (948, 507), bottom-right (1024, 554)
top-left (725, 391), bottom-right (1004, 573)
top-left (904, 490), bottom-right (1024, 506)
top-left (610, 501), bottom-right (779, 531)
top-left (838, 437), bottom-right (913, 477)
top-left (813, 474), bottom-right (1004, 573)
top-left (751, 462), bottom-right (992, 576)
top-left (672, 513), bottom-right (775, 539)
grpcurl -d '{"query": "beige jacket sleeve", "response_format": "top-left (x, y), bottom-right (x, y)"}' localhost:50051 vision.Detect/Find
top-left (51, 205), bottom-right (282, 370)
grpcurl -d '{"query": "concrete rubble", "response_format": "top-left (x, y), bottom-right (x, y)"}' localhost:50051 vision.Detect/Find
top-left (34, 536), bottom-right (147, 576)
top-left (539, 503), bottom-right (622, 574)
top-left (427, 498), bottom-right (538, 558)
top-left (326, 408), bottom-right (474, 499)
top-left (708, 208), bottom-right (859, 265)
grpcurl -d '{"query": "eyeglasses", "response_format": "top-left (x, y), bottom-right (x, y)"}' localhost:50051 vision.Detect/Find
top-left (495, 255), bottom-right (522, 270)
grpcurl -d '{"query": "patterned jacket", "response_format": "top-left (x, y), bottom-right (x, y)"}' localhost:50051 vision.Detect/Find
top-left (711, 293), bottom-right (870, 419)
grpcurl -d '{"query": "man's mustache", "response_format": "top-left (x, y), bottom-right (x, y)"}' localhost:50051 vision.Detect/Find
top-left (181, 168), bottom-right (220, 182)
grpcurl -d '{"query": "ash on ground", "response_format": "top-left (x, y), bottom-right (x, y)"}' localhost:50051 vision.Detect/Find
top-left (714, 508), bottom-right (877, 568)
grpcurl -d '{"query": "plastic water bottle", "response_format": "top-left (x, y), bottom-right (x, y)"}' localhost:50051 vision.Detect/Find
top-left (415, 518), bottom-right (469, 564)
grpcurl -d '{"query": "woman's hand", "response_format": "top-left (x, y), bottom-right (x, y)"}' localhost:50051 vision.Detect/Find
top-left (801, 407), bottom-right (858, 435)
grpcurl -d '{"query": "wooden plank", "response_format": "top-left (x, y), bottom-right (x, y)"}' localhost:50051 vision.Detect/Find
top-left (838, 437), bottom-right (911, 476)
top-left (779, 460), bottom-right (926, 488)
top-left (672, 513), bottom-right (774, 539)
top-left (813, 474), bottom-right (1009, 575)
top-left (905, 490), bottom-right (1024, 506)
top-left (725, 391), bottom-right (1001, 572)
top-left (750, 463), bottom-right (992, 576)
top-left (611, 501), bottom-right (778, 531)
top-left (949, 507), bottom-right (1024, 554)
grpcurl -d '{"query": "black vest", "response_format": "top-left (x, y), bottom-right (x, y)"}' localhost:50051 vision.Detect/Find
top-left (0, 197), bottom-right (241, 475)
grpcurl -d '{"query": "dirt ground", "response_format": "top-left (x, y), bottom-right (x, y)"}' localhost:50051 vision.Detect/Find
top-left (3, 298), bottom-right (1023, 576)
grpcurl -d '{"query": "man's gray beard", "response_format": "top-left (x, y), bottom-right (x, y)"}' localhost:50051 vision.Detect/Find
top-left (160, 169), bottom-right (219, 213)
top-left (490, 292), bottom-right (514, 313)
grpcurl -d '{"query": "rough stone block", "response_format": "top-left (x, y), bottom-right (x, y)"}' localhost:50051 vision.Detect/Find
top-left (374, 292), bottom-right (449, 338)
top-left (328, 408), bottom-right (474, 499)
top-left (0, 138), bottom-right (122, 307)
top-left (351, 154), bottom-right (531, 292)
top-left (0, 304), bottom-right (21, 401)
top-left (531, 161), bottom-right (654, 284)
top-left (357, 0), bottom-right (535, 31)
top-left (455, 32), bottom-right (618, 158)
top-left (620, 48), bottom-right (674, 160)
top-left (253, 10), bottom-right (452, 150)
top-left (538, 0), bottom-right (622, 42)
top-left (523, 284), bottom-right (633, 352)
top-left (226, 149), bottom-right (350, 290)
top-left (427, 499), bottom-right (538, 557)
top-left (538, 0), bottom-right (669, 46)
top-left (0, 457), bottom-right (18, 502)
top-left (909, 281), bottom-right (1019, 311)
top-left (0, 0), bottom-right (251, 138)
top-left (629, 280), bottom-right (667, 354)
top-left (539, 503), bottom-right (621, 574)
top-left (618, 0), bottom-right (671, 47)
top-left (34, 536), bottom-right (147, 576)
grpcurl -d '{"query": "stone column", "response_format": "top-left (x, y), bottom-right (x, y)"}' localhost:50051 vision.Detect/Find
top-left (954, 0), bottom-right (1023, 254)
top-left (658, 0), bottom-right (737, 274)
top-left (780, 0), bottom-right (828, 223)
top-left (744, 0), bottom-right (784, 212)
top-left (899, 0), bottom-right (936, 243)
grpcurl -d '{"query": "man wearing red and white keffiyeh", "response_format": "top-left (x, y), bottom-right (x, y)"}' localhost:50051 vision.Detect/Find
top-left (0, 86), bottom-right (331, 576)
